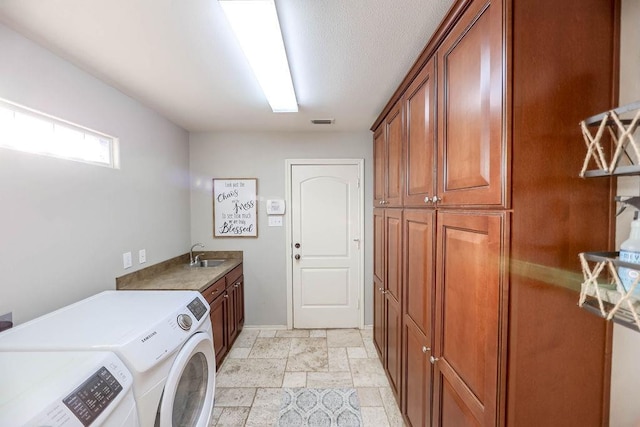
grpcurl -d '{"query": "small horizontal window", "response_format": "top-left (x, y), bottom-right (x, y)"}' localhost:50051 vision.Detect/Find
top-left (0, 98), bottom-right (119, 168)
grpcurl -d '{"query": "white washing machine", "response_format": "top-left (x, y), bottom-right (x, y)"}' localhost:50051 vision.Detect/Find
top-left (0, 291), bottom-right (216, 427)
top-left (0, 350), bottom-right (138, 426)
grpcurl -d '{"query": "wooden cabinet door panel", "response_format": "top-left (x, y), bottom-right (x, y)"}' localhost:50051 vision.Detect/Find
top-left (436, 372), bottom-right (481, 427)
top-left (386, 102), bottom-right (404, 207)
top-left (404, 58), bottom-right (436, 207)
top-left (433, 211), bottom-right (507, 427)
top-left (374, 126), bottom-right (385, 206)
top-left (385, 293), bottom-right (402, 401)
top-left (385, 209), bottom-right (403, 302)
top-left (403, 209), bottom-right (435, 426)
top-left (210, 294), bottom-right (228, 369)
top-left (373, 208), bottom-right (385, 357)
top-left (374, 208), bottom-right (385, 285)
top-left (227, 285), bottom-right (238, 344)
top-left (437, 0), bottom-right (505, 207)
top-left (373, 279), bottom-right (385, 358)
top-left (403, 209), bottom-right (435, 337)
top-left (232, 276), bottom-right (245, 335)
top-left (404, 318), bottom-right (432, 427)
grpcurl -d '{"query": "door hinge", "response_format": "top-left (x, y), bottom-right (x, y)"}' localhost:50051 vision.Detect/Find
top-left (357, 178), bottom-right (360, 188)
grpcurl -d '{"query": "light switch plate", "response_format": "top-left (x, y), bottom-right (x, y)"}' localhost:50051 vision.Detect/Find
top-left (123, 252), bottom-right (132, 269)
top-left (268, 216), bottom-right (283, 227)
top-left (139, 249), bottom-right (146, 264)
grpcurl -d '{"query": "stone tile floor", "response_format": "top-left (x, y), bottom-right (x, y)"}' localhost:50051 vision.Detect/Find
top-left (211, 328), bottom-right (406, 426)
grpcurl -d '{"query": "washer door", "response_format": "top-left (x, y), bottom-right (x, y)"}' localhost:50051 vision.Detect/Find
top-left (157, 331), bottom-right (216, 427)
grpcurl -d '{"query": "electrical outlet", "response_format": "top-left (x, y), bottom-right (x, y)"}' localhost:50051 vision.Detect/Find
top-left (123, 252), bottom-right (132, 269)
top-left (139, 249), bottom-right (146, 264)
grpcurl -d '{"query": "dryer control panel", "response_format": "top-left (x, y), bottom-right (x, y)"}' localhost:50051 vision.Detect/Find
top-left (187, 296), bottom-right (207, 320)
top-left (63, 366), bottom-right (123, 426)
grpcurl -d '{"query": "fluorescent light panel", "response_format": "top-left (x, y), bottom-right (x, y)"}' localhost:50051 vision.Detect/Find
top-left (219, 0), bottom-right (298, 113)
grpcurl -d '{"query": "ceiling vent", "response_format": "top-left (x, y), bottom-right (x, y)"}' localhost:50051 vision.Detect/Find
top-left (311, 119), bottom-right (335, 125)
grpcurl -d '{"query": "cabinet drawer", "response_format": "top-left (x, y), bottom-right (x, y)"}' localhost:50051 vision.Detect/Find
top-left (226, 264), bottom-right (243, 286)
top-left (203, 277), bottom-right (226, 304)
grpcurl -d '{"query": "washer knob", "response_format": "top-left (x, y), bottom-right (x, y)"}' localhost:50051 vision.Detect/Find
top-left (177, 314), bottom-right (192, 331)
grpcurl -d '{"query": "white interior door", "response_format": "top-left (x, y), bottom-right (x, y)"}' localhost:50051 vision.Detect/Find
top-left (290, 162), bottom-right (362, 328)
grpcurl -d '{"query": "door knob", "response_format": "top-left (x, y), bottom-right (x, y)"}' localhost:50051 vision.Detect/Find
top-left (429, 356), bottom-right (439, 364)
top-left (422, 346), bottom-right (431, 353)
top-left (294, 254), bottom-right (300, 260)
top-left (295, 243), bottom-right (300, 248)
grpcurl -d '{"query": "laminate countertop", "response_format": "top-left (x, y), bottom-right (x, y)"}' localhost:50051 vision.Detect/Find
top-left (116, 251), bottom-right (242, 292)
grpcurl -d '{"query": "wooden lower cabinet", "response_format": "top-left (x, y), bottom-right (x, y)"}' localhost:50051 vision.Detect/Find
top-left (384, 209), bottom-right (403, 402)
top-left (402, 209), bottom-right (435, 427)
top-left (373, 208), bottom-right (404, 402)
top-left (201, 263), bottom-right (244, 370)
top-left (373, 209), bottom-right (385, 357)
top-left (433, 212), bottom-right (507, 426)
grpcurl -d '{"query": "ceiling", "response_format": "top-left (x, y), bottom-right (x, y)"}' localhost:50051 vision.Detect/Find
top-left (0, 0), bottom-right (454, 132)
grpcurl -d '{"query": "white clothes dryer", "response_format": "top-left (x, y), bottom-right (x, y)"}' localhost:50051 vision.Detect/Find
top-left (0, 291), bottom-right (215, 427)
top-left (0, 350), bottom-right (138, 427)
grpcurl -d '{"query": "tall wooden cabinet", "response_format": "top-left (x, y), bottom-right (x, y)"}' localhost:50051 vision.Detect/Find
top-left (371, 0), bottom-right (618, 425)
top-left (373, 208), bottom-right (403, 401)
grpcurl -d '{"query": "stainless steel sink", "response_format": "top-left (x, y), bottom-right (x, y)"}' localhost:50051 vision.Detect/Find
top-left (195, 259), bottom-right (226, 268)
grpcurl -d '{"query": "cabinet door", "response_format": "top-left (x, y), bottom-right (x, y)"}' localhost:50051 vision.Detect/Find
top-left (373, 208), bottom-right (386, 357)
top-left (385, 208), bottom-right (403, 401)
top-left (403, 209), bottom-right (435, 426)
top-left (210, 294), bottom-right (228, 369)
top-left (227, 285), bottom-right (238, 345)
top-left (234, 276), bottom-right (244, 333)
top-left (404, 58), bottom-right (437, 207)
top-left (374, 126), bottom-right (386, 206)
top-left (436, 0), bottom-right (505, 207)
top-left (433, 211), bottom-right (507, 427)
top-left (385, 101), bottom-right (404, 207)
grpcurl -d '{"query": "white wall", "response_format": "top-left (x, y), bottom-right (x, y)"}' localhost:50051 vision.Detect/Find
top-left (190, 131), bottom-right (373, 326)
top-left (611, 1), bottom-right (640, 425)
top-left (0, 23), bottom-right (191, 324)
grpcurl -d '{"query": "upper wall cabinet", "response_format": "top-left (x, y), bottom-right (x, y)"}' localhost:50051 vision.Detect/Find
top-left (374, 101), bottom-right (404, 208)
top-left (404, 57), bottom-right (437, 207)
top-left (436, 0), bottom-right (505, 207)
top-left (373, 0), bottom-right (505, 209)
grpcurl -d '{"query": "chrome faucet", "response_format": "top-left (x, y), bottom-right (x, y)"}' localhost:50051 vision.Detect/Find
top-left (190, 243), bottom-right (205, 265)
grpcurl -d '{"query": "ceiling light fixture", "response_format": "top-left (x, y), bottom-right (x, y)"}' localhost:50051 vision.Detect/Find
top-left (219, 0), bottom-right (298, 113)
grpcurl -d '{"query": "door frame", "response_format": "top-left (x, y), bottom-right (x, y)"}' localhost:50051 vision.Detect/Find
top-left (285, 158), bottom-right (365, 329)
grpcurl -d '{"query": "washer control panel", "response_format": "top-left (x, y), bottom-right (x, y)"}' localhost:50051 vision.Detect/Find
top-left (62, 366), bottom-right (122, 426)
top-left (187, 297), bottom-right (207, 320)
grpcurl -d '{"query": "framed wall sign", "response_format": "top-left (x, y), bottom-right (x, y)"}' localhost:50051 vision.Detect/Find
top-left (213, 178), bottom-right (258, 237)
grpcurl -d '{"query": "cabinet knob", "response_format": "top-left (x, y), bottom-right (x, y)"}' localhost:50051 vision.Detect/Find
top-left (422, 346), bottom-right (430, 353)
top-left (378, 200), bottom-right (384, 205)
top-left (382, 290), bottom-right (388, 295)
top-left (429, 356), bottom-right (439, 364)
top-left (424, 196), bottom-right (431, 204)
top-left (235, 282), bottom-right (240, 287)
top-left (431, 195), bottom-right (441, 203)
top-left (224, 294), bottom-right (229, 299)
